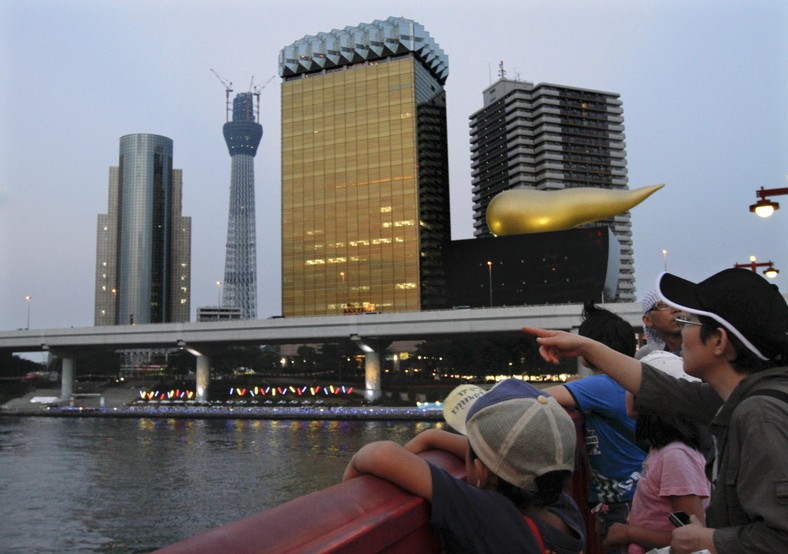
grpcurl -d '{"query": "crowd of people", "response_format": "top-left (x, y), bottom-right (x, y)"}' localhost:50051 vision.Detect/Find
top-left (340, 267), bottom-right (788, 553)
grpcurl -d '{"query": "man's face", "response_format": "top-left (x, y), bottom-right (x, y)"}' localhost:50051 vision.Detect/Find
top-left (675, 314), bottom-right (716, 379)
top-left (643, 300), bottom-right (681, 340)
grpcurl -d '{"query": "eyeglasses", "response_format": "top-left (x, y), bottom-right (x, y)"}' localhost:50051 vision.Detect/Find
top-left (648, 300), bottom-right (671, 312)
top-left (675, 316), bottom-right (703, 329)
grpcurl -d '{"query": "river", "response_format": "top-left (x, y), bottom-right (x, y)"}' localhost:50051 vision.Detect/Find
top-left (0, 415), bottom-right (438, 553)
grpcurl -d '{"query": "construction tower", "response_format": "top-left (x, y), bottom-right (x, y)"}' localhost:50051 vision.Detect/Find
top-left (221, 92), bottom-right (262, 319)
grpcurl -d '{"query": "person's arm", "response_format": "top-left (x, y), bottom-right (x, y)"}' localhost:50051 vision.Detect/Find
top-left (605, 522), bottom-right (672, 551)
top-left (543, 384), bottom-right (578, 409)
top-left (404, 428), bottom-right (467, 458)
top-left (342, 440), bottom-right (434, 500)
top-left (605, 494), bottom-right (707, 551)
top-left (670, 515), bottom-right (717, 554)
top-left (523, 326), bottom-right (643, 395)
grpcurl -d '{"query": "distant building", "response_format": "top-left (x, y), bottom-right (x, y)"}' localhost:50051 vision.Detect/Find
top-left (197, 306), bottom-right (242, 322)
top-left (469, 73), bottom-right (635, 301)
top-left (444, 227), bottom-right (620, 308)
top-left (221, 93), bottom-right (262, 319)
top-left (279, 16), bottom-right (451, 316)
top-left (94, 134), bottom-right (191, 325)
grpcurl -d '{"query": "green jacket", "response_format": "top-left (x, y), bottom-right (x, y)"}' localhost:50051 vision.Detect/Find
top-left (635, 363), bottom-right (788, 554)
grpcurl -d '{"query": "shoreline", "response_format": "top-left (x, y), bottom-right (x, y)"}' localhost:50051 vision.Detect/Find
top-left (0, 387), bottom-right (445, 421)
top-left (1, 404), bottom-right (444, 421)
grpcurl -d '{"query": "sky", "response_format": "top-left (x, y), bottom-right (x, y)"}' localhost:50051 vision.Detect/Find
top-left (1, 0), bottom-right (786, 334)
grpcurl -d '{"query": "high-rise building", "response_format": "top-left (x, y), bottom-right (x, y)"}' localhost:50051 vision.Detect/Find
top-left (469, 73), bottom-right (635, 301)
top-left (94, 133), bottom-right (191, 325)
top-left (221, 92), bottom-right (262, 319)
top-left (279, 16), bottom-right (450, 317)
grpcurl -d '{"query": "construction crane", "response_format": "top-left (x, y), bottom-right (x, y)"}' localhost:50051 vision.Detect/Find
top-left (210, 68), bottom-right (233, 122)
top-left (249, 75), bottom-right (275, 123)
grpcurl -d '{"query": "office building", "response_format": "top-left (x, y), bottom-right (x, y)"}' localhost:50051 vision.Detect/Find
top-left (221, 92), bottom-right (262, 319)
top-left (94, 133), bottom-right (191, 325)
top-left (279, 17), bottom-right (451, 317)
top-left (469, 72), bottom-right (635, 301)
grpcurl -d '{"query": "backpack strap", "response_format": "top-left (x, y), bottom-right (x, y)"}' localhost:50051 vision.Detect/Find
top-left (523, 515), bottom-right (546, 554)
top-left (746, 389), bottom-right (788, 404)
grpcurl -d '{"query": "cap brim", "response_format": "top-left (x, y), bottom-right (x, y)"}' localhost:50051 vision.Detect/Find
top-left (656, 270), bottom-right (770, 360)
top-left (656, 271), bottom-right (702, 313)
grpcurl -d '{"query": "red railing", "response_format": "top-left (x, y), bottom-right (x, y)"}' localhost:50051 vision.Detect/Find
top-left (155, 412), bottom-right (602, 554)
top-left (154, 449), bottom-right (464, 554)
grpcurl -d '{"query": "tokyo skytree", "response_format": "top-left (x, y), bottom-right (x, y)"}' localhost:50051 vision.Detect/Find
top-left (221, 92), bottom-right (262, 319)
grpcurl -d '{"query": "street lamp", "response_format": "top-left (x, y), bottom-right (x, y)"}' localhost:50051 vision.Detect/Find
top-left (25, 295), bottom-right (32, 329)
top-left (662, 249), bottom-right (668, 272)
top-left (733, 256), bottom-right (779, 279)
top-left (749, 186), bottom-right (788, 218)
top-left (487, 260), bottom-right (493, 307)
top-left (216, 280), bottom-right (222, 306)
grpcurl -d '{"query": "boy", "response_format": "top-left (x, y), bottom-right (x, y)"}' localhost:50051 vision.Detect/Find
top-left (343, 379), bottom-right (586, 553)
top-left (544, 302), bottom-right (647, 550)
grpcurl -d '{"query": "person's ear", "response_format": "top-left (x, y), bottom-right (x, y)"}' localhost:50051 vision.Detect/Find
top-left (714, 327), bottom-right (737, 361)
top-left (473, 458), bottom-right (491, 488)
top-left (642, 314), bottom-right (652, 327)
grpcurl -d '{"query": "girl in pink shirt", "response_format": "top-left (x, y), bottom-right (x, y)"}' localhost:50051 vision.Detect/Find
top-left (604, 410), bottom-right (710, 554)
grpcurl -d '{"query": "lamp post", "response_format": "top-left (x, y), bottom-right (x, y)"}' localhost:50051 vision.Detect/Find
top-left (25, 295), bottom-right (32, 329)
top-left (733, 256), bottom-right (779, 279)
top-left (216, 280), bottom-right (222, 306)
top-left (487, 260), bottom-right (493, 307)
top-left (662, 249), bottom-right (668, 272)
top-left (749, 186), bottom-right (788, 218)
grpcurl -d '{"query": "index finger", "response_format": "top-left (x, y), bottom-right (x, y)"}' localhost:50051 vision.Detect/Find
top-left (522, 326), bottom-right (554, 338)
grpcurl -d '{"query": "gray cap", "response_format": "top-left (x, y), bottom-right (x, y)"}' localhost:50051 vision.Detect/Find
top-left (465, 379), bottom-right (576, 491)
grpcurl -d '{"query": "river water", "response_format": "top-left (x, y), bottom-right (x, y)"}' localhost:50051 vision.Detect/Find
top-left (0, 416), bottom-right (438, 553)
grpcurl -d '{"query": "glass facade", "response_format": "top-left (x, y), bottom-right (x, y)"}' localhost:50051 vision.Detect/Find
top-left (281, 42), bottom-right (450, 317)
top-left (94, 134), bottom-right (191, 325)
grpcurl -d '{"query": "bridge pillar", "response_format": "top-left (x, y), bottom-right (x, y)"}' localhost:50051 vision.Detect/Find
top-left (364, 349), bottom-right (382, 402)
top-left (195, 354), bottom-right (211, 404)
top-left (351, 335), bottom-right (390, 402)
top-left (61, 355), bottom-right (75, 401)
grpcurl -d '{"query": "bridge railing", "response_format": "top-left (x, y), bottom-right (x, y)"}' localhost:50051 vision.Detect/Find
top-left (153, 411), bottom-right (603, 553)
top-left (153, 449), bottom-right (464, 554)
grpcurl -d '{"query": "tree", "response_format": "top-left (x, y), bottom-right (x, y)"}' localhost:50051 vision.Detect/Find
top-left (0, 352), bottom-right (42, 377)
top-left (295, 345), bottom-right (318, 374)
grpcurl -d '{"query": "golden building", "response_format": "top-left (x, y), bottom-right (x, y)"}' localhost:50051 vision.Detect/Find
top-left (279, 17), bottom-right (450, 316)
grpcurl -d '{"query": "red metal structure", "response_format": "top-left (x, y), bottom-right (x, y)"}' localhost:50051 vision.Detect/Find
top-left (154, 450), bottom-right (463, 553)
top-left (155, 412), bottom-right (601, 553)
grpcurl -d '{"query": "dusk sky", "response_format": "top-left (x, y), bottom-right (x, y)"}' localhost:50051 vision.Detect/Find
top-left (1, 0), bottom-right (786, 334)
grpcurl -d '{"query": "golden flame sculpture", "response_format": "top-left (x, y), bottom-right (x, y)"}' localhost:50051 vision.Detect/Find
top-left (486, 184), bottom-right (665, 236)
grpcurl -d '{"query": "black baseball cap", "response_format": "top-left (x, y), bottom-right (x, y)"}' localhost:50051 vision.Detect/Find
top-left (656, 268), bottom-right (788, 361)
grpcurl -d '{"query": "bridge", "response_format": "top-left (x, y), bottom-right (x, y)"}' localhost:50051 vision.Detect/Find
top-left (0, 303), bottom-right (645, 402)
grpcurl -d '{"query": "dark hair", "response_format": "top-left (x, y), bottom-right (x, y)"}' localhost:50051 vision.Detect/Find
top-left (635, 412), bottom-right (709, 452)
top-left (497, 471), bottom-right (570, 508)
top-left (578, 301), bottom-right (636, 357)
top-left (697, 315), bottom-right (777, 374)
top-left (468, 445), bottom-right (569, 507)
